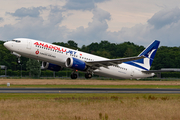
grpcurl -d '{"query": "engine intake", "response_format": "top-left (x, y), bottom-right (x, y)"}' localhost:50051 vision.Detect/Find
top-left (65, 57), bottom-right (87, 71)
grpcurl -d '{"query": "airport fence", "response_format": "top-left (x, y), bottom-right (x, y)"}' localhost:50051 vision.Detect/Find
top-left (1, 69), bottom-right (180, 79)
top-left (0, 69), bottom-right (95, 78)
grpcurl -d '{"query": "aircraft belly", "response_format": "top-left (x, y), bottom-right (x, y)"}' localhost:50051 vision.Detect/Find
top-left (16, 50), bottom-right (67, 67)
top-left (94, 67), bottom-right (128, 79)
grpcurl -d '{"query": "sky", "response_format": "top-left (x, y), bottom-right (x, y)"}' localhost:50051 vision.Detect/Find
top-left (1, 0), bottom-right (180, 47)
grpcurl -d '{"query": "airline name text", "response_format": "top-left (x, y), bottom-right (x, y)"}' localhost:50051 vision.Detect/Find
top-left (34, 42), bottom-right (66, 52)
top-left (34, 42), bottom-right (79, 55)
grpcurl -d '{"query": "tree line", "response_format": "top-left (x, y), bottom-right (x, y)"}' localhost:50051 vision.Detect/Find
top-left (1, 40), bottom-right (180, 77)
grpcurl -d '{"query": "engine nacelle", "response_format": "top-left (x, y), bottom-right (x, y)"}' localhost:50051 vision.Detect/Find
top-left (41, 62), bottom-right (62, 71)
top-left (65, 57), bottom-right (87, 71)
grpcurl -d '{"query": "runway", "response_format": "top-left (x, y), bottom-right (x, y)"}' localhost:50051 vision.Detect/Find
top-left (0, 88), bottom-right (180, 93)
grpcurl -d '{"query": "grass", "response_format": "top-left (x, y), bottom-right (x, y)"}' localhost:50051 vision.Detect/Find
top-left (0, 93), bottom-right (180, 120)
top-left (0, 84), bottom-right (180, 88)
top-left (1, 79), bottom-right (180, 88)
top-left (0, 93), bottom-right (180, 99)
top-left (0, 79), bottom-right (180, 119)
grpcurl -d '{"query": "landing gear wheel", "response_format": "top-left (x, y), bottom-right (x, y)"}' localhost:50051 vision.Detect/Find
top-left (71, 73), bottom-right (78, 79)
top-left (17, 57), bottom-right (21, 64)
top-left (85, 73), bottom-right (92, 79)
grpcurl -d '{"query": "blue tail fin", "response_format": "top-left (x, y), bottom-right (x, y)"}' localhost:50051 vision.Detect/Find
top-left (125, 40), bottom-right (160, 70)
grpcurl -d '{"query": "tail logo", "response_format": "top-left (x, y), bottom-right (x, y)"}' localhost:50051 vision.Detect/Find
top-left (125, 40), bottom-right (160, 71)
top-left (133, 49), bottom-right (156, 70)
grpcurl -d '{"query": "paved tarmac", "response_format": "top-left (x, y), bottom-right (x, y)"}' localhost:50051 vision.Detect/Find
top-left (0, 88), bottom-right (180, 93)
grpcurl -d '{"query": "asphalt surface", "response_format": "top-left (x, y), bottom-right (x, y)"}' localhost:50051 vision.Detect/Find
top-left (0, 88), bottom-right (180, 93)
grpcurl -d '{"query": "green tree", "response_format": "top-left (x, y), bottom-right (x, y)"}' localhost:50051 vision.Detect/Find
top-left (0, 65), bottom-right (1, 75)
top-left (26, 59), bottom-right (41, 78)
top-left (124, 48), bottom-right (134, 57)
top-left (152, 46), bottom-right (180, 70)
top-left (96, 50), bottom-right (111, 58)
top-left (53, 40), bottom-right (79, 50)
top-left (67, 40), bottom-right (78, 49)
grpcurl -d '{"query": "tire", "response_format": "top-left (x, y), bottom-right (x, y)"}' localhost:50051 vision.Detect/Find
top-left (85, 73), bottom-right (92, 79)
top-left (71, 73), bottom-right (78, 79)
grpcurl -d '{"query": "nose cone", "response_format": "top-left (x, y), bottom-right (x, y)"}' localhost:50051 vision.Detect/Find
top-left (3, 42), bottom-right (7, 47)
top-left (3, 42), bottom-right (11, 50)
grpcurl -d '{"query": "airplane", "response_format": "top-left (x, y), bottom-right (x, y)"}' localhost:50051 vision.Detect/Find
top-left (4, 38), bottom-right (160, 79)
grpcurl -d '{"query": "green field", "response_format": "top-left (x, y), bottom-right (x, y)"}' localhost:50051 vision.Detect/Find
top-left (0, 93), bottom-right (180, 120)
top-left (0, 93), bottom-right (179, 99)
top-left (0, 84), bottom-right (180, 88)
top-left (0, 79), bottom-right (180, 120)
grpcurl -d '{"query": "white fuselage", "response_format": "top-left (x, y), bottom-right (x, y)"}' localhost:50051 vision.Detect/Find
top-left (4, 38), bottom-right (154, 79)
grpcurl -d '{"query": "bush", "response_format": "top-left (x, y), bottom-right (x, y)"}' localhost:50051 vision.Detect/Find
top-left (161, 72), bottom-right (180, 78)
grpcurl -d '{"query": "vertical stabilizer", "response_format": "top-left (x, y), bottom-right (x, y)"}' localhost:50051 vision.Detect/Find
top-left (125, 40), bottom-right (160, 70)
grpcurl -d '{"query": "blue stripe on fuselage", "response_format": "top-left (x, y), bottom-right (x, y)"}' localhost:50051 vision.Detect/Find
top-left (124, 61), bottom-right (149, 71)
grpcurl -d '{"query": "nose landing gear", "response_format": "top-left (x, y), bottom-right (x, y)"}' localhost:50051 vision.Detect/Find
top-left (17, 57), bottom-right (21, 64)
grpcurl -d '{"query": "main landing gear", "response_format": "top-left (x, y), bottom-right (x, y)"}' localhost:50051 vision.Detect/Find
top-left (71, 73), bottom-right (78, 79)
top-left (70, 71), bottom-right (92, 79)
top-left (85, 73), bottom-right (92, 79)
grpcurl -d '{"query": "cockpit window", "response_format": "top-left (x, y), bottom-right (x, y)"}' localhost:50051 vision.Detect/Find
top-left (12, 40), bottom-right (21, 43)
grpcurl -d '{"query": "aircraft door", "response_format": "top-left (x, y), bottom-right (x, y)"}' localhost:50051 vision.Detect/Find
top-left (11, 42), bottom-right (13, 48)
top-left (27, 40), bottom-right (32, 49)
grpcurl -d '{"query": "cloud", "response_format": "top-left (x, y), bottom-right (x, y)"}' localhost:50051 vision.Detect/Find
top-left (6, 7), bottom-right (45, 18)
top-left (63, 0), bottom-right (109, 11)
top-left (0, 17), bottom-right (3, 22)
top-left (1, 5), bottom-right (180, 47)
top-left (67, 8), bottom-right (111, 45)
top-left (0, 16), bottom-right (69, 42)
top-left (93, 8), bottom-right (111, 22)
top-left (107, 7), bottom-right (180, 46)
top-left (0, 7), bottom-right (112, 46)
top-left (148, 7), bottom-right (180, 29)
top-left (47, 6), bottom-right (64, 26)
top-left (0, 6), bottom-right (67, 42)
top-left (66, 7), bottom-right (180, 47)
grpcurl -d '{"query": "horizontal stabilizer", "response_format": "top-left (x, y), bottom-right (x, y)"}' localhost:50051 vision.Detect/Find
top-left (142, 68), bottom-right (180, 73)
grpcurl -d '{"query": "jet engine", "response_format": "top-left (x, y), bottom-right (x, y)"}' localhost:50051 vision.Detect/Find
top-left (65, 57), bottom-right (87, 71)
top-left (41, 62), bottom-right (62, 71)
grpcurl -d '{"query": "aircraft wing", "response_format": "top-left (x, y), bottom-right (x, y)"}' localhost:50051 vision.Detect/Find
top-left (142, 68), bottom-right (180, 73)
top-left (86, 55), bottom-right (145, 69)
